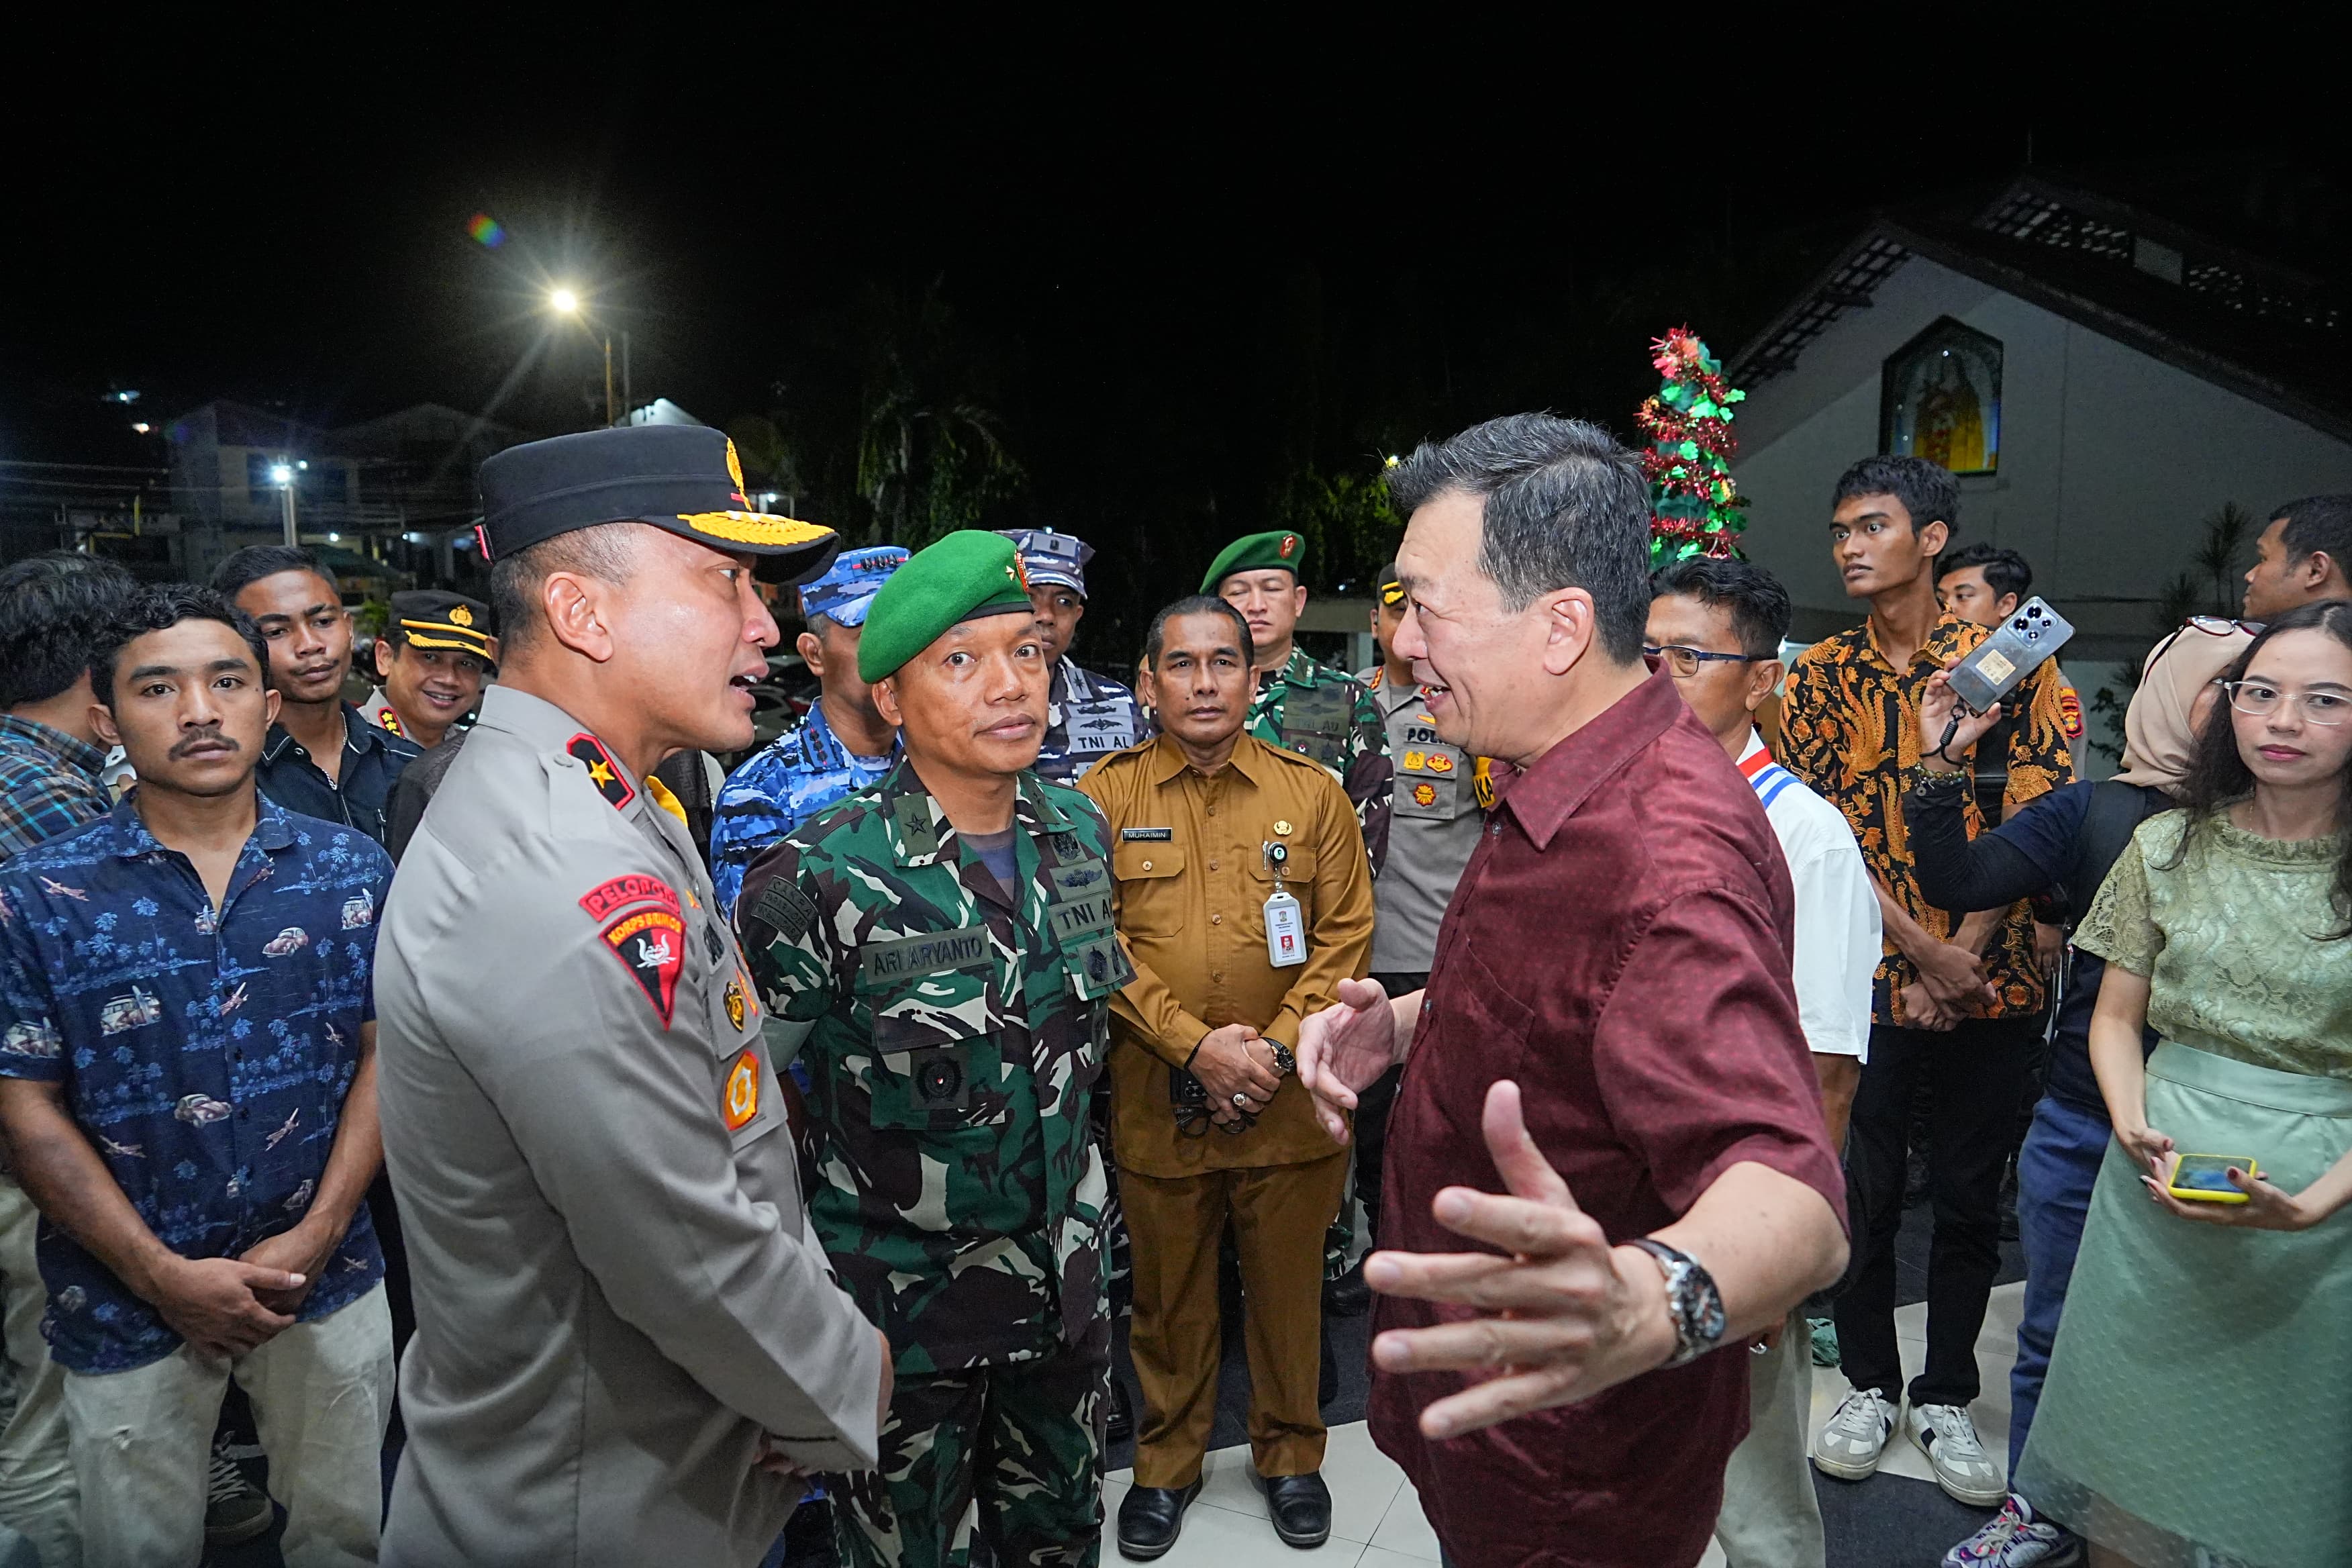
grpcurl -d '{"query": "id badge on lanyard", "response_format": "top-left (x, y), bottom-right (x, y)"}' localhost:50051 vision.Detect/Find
top-left (1262, 840), bottom-right (1306, 968)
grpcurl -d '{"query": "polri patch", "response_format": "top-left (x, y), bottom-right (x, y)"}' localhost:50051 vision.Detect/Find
top-left (567, 733), bottom-right (636, 810)
top-left (861, 926), bottom-right (990, 984)
top-left (1121, 827), bottom-right (1173, 842)
top-left (579, 874), bottom-right (679, 923)
top-left (602, 908), bottom-right (685, 1026)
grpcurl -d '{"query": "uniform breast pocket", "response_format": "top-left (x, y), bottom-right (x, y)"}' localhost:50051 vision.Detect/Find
top-left (867, 1012), bottom-right (1010, 1132)
top-left (1246, 840), bottom-right (1318, 930)
top-left (1111, 842), bottom-right (1187, 935)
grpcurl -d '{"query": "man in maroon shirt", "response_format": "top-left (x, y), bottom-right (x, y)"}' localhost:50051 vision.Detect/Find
top-left (1297, 413), bottom-right (1850, 1568)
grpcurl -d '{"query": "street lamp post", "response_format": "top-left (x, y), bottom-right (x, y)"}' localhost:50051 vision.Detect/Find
top-left (269, 461), bottom-right (297, 546)
top-left (548, 286), bottom-right (630, 428)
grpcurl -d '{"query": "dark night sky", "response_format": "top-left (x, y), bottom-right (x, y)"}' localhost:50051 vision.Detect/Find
top-left (5, 24), bottom-right (2327, 634)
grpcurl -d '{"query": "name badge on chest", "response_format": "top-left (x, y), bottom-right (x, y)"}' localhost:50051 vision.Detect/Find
top-left (1262, 840), bottom-right (1306, 968)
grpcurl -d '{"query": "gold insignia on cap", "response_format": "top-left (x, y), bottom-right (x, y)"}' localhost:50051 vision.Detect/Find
top-left (448, 605), bottom-right (473, 627)
top-left (725, 438), bottom-right (746, 496)
top-left (676, 510), bottom-right (834, 548)
top-left (1273, 820), bottom-right (1293, 836)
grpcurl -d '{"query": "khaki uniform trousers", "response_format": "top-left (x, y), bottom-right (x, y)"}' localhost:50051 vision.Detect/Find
top-left (1712, 1311), bottom-right (1826, 1568)
top-left (0, 1177), bottom-right (77, 1568)
top-left (1121, 1150), bottom-right (1346, 1489)
top-left (64, 1283), bottom-right (393, 1568)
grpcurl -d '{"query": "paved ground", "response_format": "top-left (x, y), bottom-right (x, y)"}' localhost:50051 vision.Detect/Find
top-left (209, 1185), bottom-right (2022, 1567)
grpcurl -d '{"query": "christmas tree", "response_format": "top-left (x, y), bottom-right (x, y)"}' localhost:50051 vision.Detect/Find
top-left (1636, 327), bottom-right (1749, 568)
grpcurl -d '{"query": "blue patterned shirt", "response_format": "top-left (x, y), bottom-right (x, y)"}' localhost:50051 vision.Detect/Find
top-left (0, 716), bottom-right (112, 864)
top-left (1034, 660), bottom-right (1146, 787)
top-left (710, 702), bottom-right (899, 917)
top-left (0, 793), bottom-right (389, 1374)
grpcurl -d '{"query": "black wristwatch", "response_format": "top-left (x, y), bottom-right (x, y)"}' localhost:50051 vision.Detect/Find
top-left (1265, 1042), bottom-right (1295, 1075)
top-left (1628, 1238), bottom-right (1727, 1367)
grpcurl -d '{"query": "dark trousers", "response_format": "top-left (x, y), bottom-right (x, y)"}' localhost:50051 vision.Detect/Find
top-left (1355, 971), bottom-right (1425, 1251)
top-left (2008, 1091), bottom-right (2107, 1475)
top-left (1834, 1016), bottom-right (2037, 1408)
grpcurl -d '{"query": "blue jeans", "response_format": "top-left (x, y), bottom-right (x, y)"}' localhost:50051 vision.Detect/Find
top-left (2009, 1092), bottom-right (2108, 1476)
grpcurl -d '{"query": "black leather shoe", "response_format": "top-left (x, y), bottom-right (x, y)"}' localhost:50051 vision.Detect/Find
top-left (1116, 1480), bottom-right (1200, 1561)
top-left (1265, 1471), bottom-right (1332, 1549)
top-left (1107, 1377), bottom-right (1134, 1444)
top-left (1323, 1264), bottom-right (1372, 1318)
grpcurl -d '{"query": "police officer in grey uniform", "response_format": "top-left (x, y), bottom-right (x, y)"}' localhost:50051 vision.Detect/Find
top-left (375, 425), bottom-right (889, 1568)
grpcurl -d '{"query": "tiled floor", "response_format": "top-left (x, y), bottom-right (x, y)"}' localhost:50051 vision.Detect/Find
top-left (1099, 1281), bottom-right (2026, 1567)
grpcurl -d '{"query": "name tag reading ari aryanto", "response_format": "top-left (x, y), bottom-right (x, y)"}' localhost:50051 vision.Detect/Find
top-left (861, 926), bottom-right (991, 984)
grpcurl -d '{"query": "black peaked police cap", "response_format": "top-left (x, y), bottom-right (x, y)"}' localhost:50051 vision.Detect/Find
top-left (476, 425), bottom-right (842, 585)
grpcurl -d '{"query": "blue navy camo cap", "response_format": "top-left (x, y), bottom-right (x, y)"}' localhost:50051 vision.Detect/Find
top-left (799, 545), bottom-right (910, 628)
top-left (997, 529), bottom-right (1093, 596)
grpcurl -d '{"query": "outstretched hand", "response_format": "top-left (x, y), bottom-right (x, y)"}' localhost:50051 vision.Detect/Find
top-left (1297, 977), bottom-right (1405, 1144)
top-left (1363, 1081), bottom-right (1674, 1438)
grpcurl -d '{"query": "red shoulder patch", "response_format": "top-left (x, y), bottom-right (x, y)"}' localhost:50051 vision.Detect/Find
top-left (579, 875), bottom-right (680, 923)
top-left (602, 908), bottom-right (685, 1026)
top-left (567, 733), bottom-right (635, 810)
top-left (375, 709), bottom-right (404, 737)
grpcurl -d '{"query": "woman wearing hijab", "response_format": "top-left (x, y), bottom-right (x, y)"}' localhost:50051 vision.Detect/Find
top-left (2017, 599), bottom-right (2352, 1567)
top-left (1908, 618), bottom-right (2253, 1568)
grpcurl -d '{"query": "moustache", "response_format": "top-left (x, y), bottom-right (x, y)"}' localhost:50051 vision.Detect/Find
top-left (168, 728), bottom-right (240, 761)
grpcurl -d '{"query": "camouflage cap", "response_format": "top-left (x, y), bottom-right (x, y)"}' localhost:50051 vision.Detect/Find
top-left (858, 530), bottom-right (1036, 683)
top-left (1201, 530), bottom-right (1306, 593)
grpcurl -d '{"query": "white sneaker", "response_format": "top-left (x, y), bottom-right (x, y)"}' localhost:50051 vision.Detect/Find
top-left (1908, 1402), bottom-right (2007, 1506)
top-left (1943, 1493), bottom-right (2082, 1567)
top-left (1811, 1386), bottom-right (1898, 1480)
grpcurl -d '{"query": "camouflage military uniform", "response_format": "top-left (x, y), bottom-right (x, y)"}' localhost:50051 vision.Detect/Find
top-left (1246, 646), bottom-right (1391, 873)
top-left (738, 758), bottom-right (1127, 1568)
top-left (709, 701), bottom-right (901, 917)
top-left (1032, 659), bottom-right (1145, 787)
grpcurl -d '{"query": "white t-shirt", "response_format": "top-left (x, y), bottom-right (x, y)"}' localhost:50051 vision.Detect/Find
top-left (1738, 731), bottom-right (1878, 1062)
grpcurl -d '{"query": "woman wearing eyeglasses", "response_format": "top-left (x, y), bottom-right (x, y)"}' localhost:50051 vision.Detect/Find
top-left (1909, 616), bottom-right (2255, 1568)
top-left (2000, 599), bottom-right (2352, 1568)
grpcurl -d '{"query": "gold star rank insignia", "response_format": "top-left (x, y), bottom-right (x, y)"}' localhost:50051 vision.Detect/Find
top-left (565, 732), bottom-right (636, 810)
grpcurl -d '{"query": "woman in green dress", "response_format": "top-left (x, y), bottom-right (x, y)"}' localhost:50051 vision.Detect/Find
top-left (2014, 599), bottom-right (2352, 1568)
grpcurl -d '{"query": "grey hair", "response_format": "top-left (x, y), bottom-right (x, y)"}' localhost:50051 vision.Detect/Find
top-left (487, 521), bottom-right (643, 652)
top-left (1383, 413), bottom-right (1652, 664)
top-left (1144, 595), bottom-right (1255, 670)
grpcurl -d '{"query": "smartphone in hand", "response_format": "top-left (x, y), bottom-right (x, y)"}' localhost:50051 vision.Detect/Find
top-left (1947, 597), bottom-right (2075, 714)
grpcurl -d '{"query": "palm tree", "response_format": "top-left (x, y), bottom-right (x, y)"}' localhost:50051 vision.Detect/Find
top-left (852, 285), bottom-right (1024, 548)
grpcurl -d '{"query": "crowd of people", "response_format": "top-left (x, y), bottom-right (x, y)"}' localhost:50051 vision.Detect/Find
top-left (0, 415), bottom-right (2343, 1568)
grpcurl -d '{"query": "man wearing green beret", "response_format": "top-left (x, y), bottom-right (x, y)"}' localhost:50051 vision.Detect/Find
top-left (738, 530), bottom-right (1124, 1568)
top-left (1204, 531), bottom-right (1391, 875)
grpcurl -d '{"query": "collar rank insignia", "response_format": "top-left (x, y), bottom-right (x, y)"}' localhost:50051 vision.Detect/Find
top-left (567, 732), bottom-right (636, 810)
top-left (376, 710), bottom-right (403, 736)
top-left (601, 907), bottom-right (685, 1026)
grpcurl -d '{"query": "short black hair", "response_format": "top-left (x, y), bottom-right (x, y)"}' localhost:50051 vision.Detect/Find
top-left (1144, 595), bottom-right (1255, 670)
top-left (487, 523), bottom-right (641, 654)
top-left (2271, 494), bottom-right (2352, 574)
top-left (1937, 541), bottom-right (2032, 603)
top-left (1385, 413), bottom-right (1653, 663)
top-left (0, 552), bottom-right (139, 709)
top-left (91, 584), bottom-right (270, 709)
top-left (211, 544), bottom-right (338, 603)
top-left (1650, 557), bottom-right (1791, 658)
top-left (1832, 455), bottom-right (1961, 548)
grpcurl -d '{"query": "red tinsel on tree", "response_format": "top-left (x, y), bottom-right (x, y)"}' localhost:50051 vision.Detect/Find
top-left (1636, 327), bottom-right (1750, 568)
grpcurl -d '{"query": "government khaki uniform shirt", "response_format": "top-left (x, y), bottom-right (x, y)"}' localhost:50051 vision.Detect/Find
top-left (375, 686), bottom-right (881, 1568)
top-left (1078, 732), bottom-right (1374, 1177)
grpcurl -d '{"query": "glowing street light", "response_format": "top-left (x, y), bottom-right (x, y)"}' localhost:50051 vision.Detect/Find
top-left (268, 458), bottom-right (298, 546)
top-left (544, 285), bottom-right (629, 428)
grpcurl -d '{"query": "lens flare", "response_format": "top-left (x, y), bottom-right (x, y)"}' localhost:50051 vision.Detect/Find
top-left (467, 213), bottom-right (506, 248)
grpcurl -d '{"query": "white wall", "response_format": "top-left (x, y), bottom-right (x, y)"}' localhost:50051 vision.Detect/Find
top-left (1731, 253), bottom-right (2352, 638)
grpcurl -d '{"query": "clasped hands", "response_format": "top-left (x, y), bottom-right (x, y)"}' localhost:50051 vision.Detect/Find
top-left (1297, 982), bottom-right (1677, 1439)
top-left (1188, 1022), bottom-right (1284, 1126)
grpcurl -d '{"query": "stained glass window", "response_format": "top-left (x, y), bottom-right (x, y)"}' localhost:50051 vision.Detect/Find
top-left (1881, 317), bottom-right (2001, 475)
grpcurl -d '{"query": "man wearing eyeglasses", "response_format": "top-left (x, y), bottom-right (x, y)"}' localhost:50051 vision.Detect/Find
top-left (1078, 595), bottom-right (1373, 1559)
top-left (1647, 558), bottom-right (1880, 1568)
